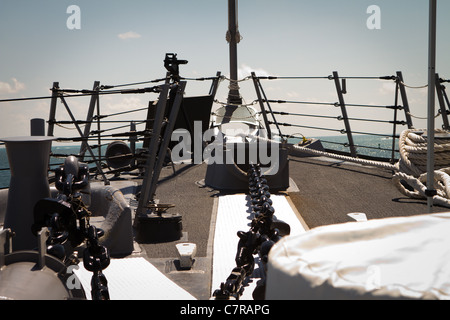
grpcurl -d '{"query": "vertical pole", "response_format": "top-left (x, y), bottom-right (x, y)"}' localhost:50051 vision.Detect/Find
top-left (333, 71), bottom-right (357, 157)
top-left (426, 0), bottom-right (437, 212)
top-left (47, 82), bottom-right (59, 136)
top-left (227, 0), bottom-right (242, 106)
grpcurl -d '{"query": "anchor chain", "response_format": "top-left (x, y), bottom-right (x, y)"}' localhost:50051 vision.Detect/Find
top-left (213, 164), bottom-right (290, 300)
top-left (32, 156), bottom-right (111, 300)
top-left (83, 225), bottom-right (110, 300)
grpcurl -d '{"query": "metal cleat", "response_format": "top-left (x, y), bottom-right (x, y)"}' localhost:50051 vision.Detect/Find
top-left (175, 243), bottom-right (197, 269)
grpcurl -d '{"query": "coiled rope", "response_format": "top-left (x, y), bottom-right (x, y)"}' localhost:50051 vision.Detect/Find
top-left (242, 129), bottom-right (450, 208)
top-left (392, 129), bottom-right (450, 207)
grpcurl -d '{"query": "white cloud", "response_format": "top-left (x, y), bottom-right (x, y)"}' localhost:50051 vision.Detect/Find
top-left (0, 78), bottom-right (26, 94)
top-left (286, 91), bottom-right (300, 98)
top-left (117, 31), bottom-right (142, 40)
top-left (102, 95), bottom-right (144, 112)
top-left (378, 82), bottom-right (396, 95)
top-left (238, 64), bottom-right (271, 79)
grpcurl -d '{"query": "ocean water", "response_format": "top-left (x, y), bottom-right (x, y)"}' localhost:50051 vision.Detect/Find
top-left (0, 135), bottom-right (399, 189)
top-left (0, 144), bottom-right (83, 189)
top-left (314, 134), bottom-right (399, 159)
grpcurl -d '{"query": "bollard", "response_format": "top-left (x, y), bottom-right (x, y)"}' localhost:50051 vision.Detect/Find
top-left (0, 134), bottom-right (54, 251)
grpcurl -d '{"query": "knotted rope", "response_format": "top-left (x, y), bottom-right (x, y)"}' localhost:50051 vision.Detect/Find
top-left (392, 129), bottom-right (450, 207)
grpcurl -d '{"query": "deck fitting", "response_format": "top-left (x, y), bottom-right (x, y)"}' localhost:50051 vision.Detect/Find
top-left (175, 243), bottom-right (197, 269)
top-left (135, 212), bottom-right (182, 243)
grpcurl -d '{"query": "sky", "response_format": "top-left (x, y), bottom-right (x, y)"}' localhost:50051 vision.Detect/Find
top-left (0, 0), bottom-right (449, 142)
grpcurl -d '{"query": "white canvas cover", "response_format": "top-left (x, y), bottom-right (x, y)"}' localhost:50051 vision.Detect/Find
top-left (266, 212), bottom-right (450, 300)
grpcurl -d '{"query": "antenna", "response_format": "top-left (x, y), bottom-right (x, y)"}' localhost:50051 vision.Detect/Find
top-left (226, 0), bottom-right (242, 105)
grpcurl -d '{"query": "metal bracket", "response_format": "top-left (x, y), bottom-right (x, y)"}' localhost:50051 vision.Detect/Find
top-left (37, 227), bottom-right (50, 270)
top-left (137, 82), bottom-right (187, 216)
top-left (425, 188), bottom-right (437, 197)
top-left (0, 228), bottom-right (13, 268)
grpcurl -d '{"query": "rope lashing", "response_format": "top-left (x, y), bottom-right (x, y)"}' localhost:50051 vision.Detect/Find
top-left (225, 30), bottom-right (243, 43)
top-left (392, 129), bottom-right (450, 206)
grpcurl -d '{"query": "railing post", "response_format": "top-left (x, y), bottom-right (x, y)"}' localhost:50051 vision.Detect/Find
top-left (47, 82), bottom-right (59, 136)
top-left (252, 74), bottom-right (284, 140)
top-left (396, 71), bottom-right (414, 129)
top-left (59, 95), bottom-right (109, 185)
top-left (209, 71), bottom-right (222, 97)
top-left (147, 81), bottom-right (186, 203)
top-left (391, 79), bottom-right (400, 164)
top-left (130, 121), bottom-right (137, 167)
top-left (252, 72), bottom-right (272, 139)
top-left (79, 81), bottom-right (101, 160)
top-left (333, 71), bottom-right (357, 157)
top-left (137, 84), bottom-right (170, 216)
top-left (441, 83), bottom-right (450, 128)
top-left (436, 73), bottom-right (450, 130)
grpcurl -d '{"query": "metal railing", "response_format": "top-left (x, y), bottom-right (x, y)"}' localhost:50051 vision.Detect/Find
top-left (0, 71), bottom-right (449, 188)
top-left (0, 71), bottom-right (222, 189)
top-left (249, 71), bottom-right (450, 164)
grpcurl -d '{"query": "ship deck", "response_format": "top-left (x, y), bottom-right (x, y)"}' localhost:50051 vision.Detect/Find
top-left (91, 152), bottom-right (449, 300)
top-left (287, 155), bottom-right (449, 228)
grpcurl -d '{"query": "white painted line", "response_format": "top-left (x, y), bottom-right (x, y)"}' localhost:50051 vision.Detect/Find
top-left (211, 194), bottom-right (306, 300)
top-left (73, 257), bottom-right (196, 300)
top-left (347, 212), bottom-right (368, 222)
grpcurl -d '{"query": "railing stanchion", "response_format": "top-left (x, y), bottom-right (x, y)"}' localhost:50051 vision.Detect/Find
top-left (333, 71), bottom-right (357, 157)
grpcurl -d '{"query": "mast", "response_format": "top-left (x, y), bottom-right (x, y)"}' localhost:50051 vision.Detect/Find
top-left (227, 0), bottom-right (242, 105)
top-left (426, 0), bottom-right (437, 212)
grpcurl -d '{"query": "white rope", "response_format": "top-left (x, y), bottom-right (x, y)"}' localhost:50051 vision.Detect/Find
top-left (406, 111), bottom-right (441, 120)
top-left (391, 129), bottom-right (450, 207)
top-left (239, 133), bottom-right (397, 171)
top-left (221, 76), bottom-right (252, 83)
top-left (213, 99), bottom-right (258, 108)
top-left (399, 81), bottom-right (428, 89)
top-left (220, 76), bottom-right (251, 101)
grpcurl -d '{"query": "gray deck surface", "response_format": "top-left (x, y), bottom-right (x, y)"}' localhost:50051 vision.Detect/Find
top-left (141, 163), bottom-right (218, 259)
top-left (103, 154), bottom-right (450, 299)
top-left (129, 154), bottom-right (449, 259)
top-left (287, 155), bottom-right (449, 229)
